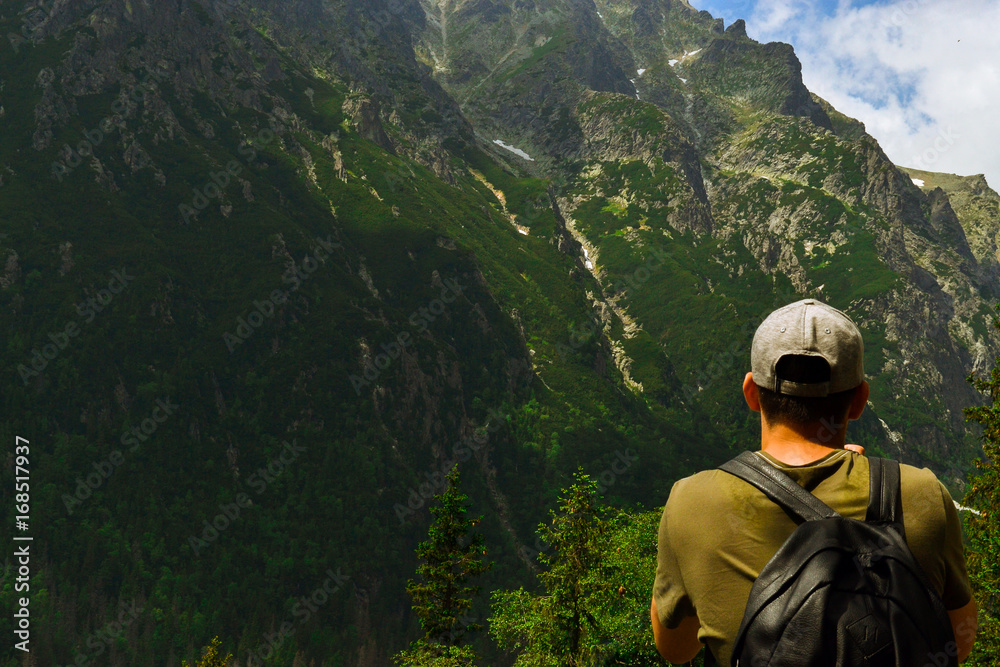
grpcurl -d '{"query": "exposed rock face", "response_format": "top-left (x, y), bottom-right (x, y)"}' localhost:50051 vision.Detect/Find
top-left (725, 18), bottom-right (747, 39)
top-left (926, 187), bottom-right (977, 263)
top-left (343, 96), bottom-right (395, 154)
top-left (406, 0), bottom-right (999, 473)
top-left (690, 40), bottom-right (833, 132)
top-left (0, 250), bottom-right (20, 289)
top-left (5, 0), bottom-right (999, 661)
top-left (7, 0), bottom-right (990, 548)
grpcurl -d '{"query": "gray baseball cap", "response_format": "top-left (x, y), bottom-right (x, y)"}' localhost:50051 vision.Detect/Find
top-left (751, 299), bottom-right (864, 397)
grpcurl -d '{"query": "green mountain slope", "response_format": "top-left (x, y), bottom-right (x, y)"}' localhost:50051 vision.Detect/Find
top-left (0, 0), bottom-right (996, 664)
top-left (413, 0), bottom-right (1000, 479)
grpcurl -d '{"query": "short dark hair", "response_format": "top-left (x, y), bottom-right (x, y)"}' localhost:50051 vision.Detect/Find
top-left (756, 355), bottom-right (859, 427)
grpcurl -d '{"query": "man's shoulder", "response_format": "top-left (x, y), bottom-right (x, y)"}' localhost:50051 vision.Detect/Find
top-left (897, 459), bottom-right (949, 497)
top-left (897, 459), bottom-right (942, 483)
top-left (896, 459), bottom-right (951, 516)
top-left (663, 469), bottom-right (749, 547)
top-left (667, 468), bottom-right (744, 510)
top-left (667, 456), bottom-right (948, 502)
top-left (670, 468), bottom-right (727, 491)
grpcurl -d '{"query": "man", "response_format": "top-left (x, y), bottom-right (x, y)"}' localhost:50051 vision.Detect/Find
top-left (650, 299), bottom-right (977, 665)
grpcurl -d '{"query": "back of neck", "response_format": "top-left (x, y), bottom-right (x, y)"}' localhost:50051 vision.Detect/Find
top-left (760, 419), bottom-right (847, 465)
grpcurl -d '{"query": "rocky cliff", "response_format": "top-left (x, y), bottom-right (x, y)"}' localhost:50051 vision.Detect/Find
top-left (0, 0), bottom-right (997, 664)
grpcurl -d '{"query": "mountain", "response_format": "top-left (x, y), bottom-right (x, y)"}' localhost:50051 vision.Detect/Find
top-left (409, 0), bottom-right (1000, 473)
top-left (0, 0), bottom-right (997, 664)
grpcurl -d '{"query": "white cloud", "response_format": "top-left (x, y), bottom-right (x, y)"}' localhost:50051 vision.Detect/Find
top-left (696, 0), bottom-right (1000, 188)
top-left (752, 0), bottom-right (808, 33)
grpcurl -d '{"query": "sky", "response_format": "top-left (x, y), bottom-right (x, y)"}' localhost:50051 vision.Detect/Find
top-left (691, 0), bottom-right (1000, 189)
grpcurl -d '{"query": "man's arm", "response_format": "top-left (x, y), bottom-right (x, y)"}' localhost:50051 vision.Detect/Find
top-left (932, 479), bottom-right (977, 662)
top-left (651, 597), bottom-right (702, 664)
top-left (947, 597), bottom-right (977, 663)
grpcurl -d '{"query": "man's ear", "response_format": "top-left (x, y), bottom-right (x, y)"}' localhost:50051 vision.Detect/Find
top-left (743, 372), bottom-right (761, 412)
top-left (847, 381), bottom-right (870, 421)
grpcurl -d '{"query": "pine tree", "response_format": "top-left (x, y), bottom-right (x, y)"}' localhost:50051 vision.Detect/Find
top-left (961, 304), bottom-right (1000, 664)
top-left (182, 636), bottom-right (233, 667)
top-left (491, 470), bottom-right (691, 666)
top-left (490, 469), bottom-right (615, 666)
top-left (394, 464), bottom-right (492, 667)
top-left (536, 470), bottom-right (610, 661)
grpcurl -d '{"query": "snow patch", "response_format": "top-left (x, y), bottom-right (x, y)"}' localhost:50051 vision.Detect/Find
top-left (597, 11), bottom-right (603, 18)
top-left (911, 178), bottom-right (925, 187)
top-left (637, 68), bottom-right (646, 76)
top-left (583, 247), bottom-right (593, 270)
top-left (493, 139), bottom-right (535, 161)
top-left (672, 49), bottom-right (701, 67)
top-left (679, 77), bottom-right (687, 84)
top-left (517, 228), bottom-right (529, 236)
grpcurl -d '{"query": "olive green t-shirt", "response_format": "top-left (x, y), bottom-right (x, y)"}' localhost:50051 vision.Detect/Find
top-left (653, 449), bottom-right (972, 665)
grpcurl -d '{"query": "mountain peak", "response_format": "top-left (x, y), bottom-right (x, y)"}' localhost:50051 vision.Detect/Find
top-left (725, 18), bottom-right (748, 39)
top-left (3, 0), bottom-right (997, 663)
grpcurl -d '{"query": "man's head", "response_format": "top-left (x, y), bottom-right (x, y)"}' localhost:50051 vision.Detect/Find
top-left (747, 299), bottom-right (868, 439)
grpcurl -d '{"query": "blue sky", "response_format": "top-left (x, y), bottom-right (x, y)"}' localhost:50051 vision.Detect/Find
top-left (699, 0), bottom-right (876, 18)
top-left (690, 0), bottom-right (1000, 188)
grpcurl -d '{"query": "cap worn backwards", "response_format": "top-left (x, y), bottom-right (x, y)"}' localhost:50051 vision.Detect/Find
top-left (751, 299), bottom-right (864, 398)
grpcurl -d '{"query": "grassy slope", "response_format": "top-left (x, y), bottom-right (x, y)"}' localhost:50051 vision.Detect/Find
top-left (0, 11), bottom-right (725, 664)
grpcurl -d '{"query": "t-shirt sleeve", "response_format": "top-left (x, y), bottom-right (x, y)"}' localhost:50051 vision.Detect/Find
top-left (937, 480), bottom-right (973, 610)
top-left (653, 481), bottom-right (697, 628)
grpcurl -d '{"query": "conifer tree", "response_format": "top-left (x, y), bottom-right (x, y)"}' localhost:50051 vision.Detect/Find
top-left (962, 304), bottom-right (1000, 664)
top-left (394, 464), bottom-right (492, 667)
top-left (491, 470), bottom-right (686, 666)
top-left (536, 470), bottom-right (610, 660)
top-left (182, 636), bottom-right (233, 667)
top-left (490, 469), bottom-right (613, 666)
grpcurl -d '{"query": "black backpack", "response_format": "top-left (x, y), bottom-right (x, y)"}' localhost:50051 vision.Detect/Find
top-left (709, 451), bottom-right (957, 667)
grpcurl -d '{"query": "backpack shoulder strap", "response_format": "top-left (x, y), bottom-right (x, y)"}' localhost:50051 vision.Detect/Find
top-left (719, 451), bottom-right (840, 523)
top-left (865, 457), bottom-right (906, 536)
